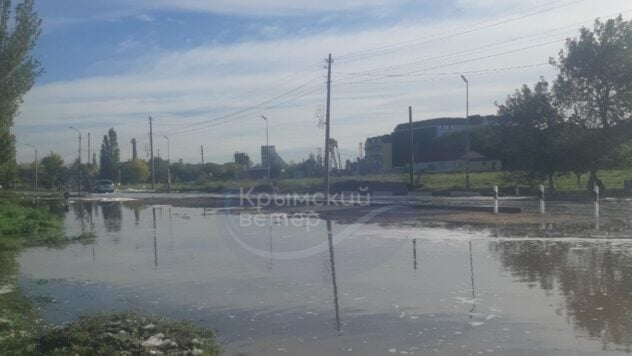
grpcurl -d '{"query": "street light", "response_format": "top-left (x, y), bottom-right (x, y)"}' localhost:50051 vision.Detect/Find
top-left (261, 115), bottom-right (271, 184)
top-left (69, 126), bottom-right (82, 196)
top-left (162, 135), bottom-right (171, 193)
top-left (461, 75), bottom-right (470, 190)
top-left (25, 144), bottom-right (38, 190)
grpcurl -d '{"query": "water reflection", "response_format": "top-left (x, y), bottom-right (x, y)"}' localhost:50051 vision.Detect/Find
top-left (491, 240), bottom-right (632, 351)
top-left (153, 207), bottom-right (158, 269)
top-left (468, 241), bottom-right (476, 318)
top-left (412, 239), bottom-right (417, 271)
top-left (101, 203), bottom-right (122, 232)
top-left (18, 203), bottom-right (632, 355)
top-left (326, 220), bottom-right (342, 334)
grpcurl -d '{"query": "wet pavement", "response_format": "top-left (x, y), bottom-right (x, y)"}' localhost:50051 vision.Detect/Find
top-left (14, 201), bottom-right (632, 355)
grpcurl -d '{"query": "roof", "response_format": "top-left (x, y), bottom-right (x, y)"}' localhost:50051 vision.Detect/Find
top-left (365, 134), bottom-right (392, 144)
top-left (394, 115), bottom-right (498, 132)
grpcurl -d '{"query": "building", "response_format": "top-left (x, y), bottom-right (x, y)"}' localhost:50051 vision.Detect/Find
top-left (261, 145), bottom-right (287, 169)
top-left (364, 135), bottom-right (392, 174)
top-left (360, 115), bottom-right (500, 174)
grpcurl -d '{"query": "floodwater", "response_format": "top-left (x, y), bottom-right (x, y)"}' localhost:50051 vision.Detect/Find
top-left (15, 201), bottom-right (632, 355)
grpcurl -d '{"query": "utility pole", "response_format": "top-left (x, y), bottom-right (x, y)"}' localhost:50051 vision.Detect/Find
top-left (409, 106), bottom-right (414, 190)
top-left (201, 146), bottom-right (205, 164)
top-left (163, 135), bottom-right (171, 193)
top-left (149, 116), bottom-right (155, 190)
top-left (69, 126), bottom-right (82, 196)
top-left (87, 132), bottom-right (91, 166)
top-left (26, 144), bottom-right (38, 190)
top-left (131, 138), bottom-right (137, 160)
top-left (461, 75), bottom-right (470, 189)
top-left (261, 115), bottom-right (271, 184)
top-left (324, 53), bottom-right (333, 206)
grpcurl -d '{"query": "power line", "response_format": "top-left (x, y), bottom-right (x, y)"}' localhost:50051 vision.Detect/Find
top-left (158, 76), bottom-right (323, 136)
top-left (335, 8), bottom-right (632, 78)
top-left (332, 39), bottom-right (564, 89)
top-left (171, 85), bottom-right (324, 135)
top-left (336, 0), bottom-right (585, 64)
top-left (336, 63), bottom-right (550, 79)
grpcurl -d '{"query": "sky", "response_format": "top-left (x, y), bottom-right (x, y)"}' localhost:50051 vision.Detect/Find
top-left (13, 0), bottom-right (632, 165)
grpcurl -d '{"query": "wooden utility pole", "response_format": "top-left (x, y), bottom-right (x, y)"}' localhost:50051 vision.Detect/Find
top-left (409, 106), bottom-right (414, 189)
top-left (150, 116), bottom-right (155, 190)
top-left (324, 54), bottom-right (333, 205)
top-left (201, 146), bottom-right (205, 164)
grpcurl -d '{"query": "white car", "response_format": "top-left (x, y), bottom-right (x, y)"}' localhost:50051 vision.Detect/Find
top-left (94, 179), bottom-right (115, 193)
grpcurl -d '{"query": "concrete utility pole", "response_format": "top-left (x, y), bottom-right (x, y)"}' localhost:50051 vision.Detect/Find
top-left (163, 135), bottom-right (171, 193)
top-left (69, 126), bottom-right (82, 196)
top-left (409, 106), bottom-right (414, 190)
top-left (201, 146), bottom-right (205, 164)
top-left (324, 54), bottom-right (333, 205)
top-left (26, 144), bottom-right (38, 190)
top-left (87, 132), bottom-right (91, 166)
top-left (261, 115), bottom-right (271, 184)
top-left (149, 116), bottom-right (155, 190)
top-left (461, 75), bottom-right (470, 189)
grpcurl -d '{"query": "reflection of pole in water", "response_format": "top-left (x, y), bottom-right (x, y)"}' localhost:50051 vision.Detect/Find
top-left (469, 241), bottom-right (476, 317)
top-left (79, 201), bottom-right (86, 234)
top-left (153, 207), bottom-right (158, 269)
top-left (326, 220), bottom-right (341, 334)
top-left (134, 207), bottom-right (140, 226)
top-left (413, 239), bottom-right (418, 271)
top-left (268, 220), bottom-right (273, 271)
top-left (169, 207), bottom-right (174, 250)
top-left (92, 245), bottom-right (95, 263)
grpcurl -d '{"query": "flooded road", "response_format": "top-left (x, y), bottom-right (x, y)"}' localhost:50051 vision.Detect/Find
top-left (16, 201), bottom-right (632, 355)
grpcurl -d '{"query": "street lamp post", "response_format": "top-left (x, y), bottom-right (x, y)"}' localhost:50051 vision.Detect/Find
top-left (69, 126), bottom-right (82, 196)
top-left (461, 75), bottom-right (470, 190)
top-left (163, 135), bottom-right (171, 193)
top-left (261, 115), bottom-right (271, 184)
top-left (26, 144), bottom-right (38, 190)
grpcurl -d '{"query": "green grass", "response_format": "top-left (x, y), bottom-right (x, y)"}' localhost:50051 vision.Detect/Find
top-left (127, 169), bottom-right (632, 195)
top-left (0, 198), bottom-right (223, 355)
top-left (0, 199), bottom-right (65, 251)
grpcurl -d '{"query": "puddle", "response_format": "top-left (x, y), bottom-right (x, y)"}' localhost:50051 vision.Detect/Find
top-left (16, 201), bottom-right (632, 355)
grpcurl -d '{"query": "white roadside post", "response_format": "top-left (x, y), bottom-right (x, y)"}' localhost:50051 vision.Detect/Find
top-left (539, 184), bottom-right (546, 215)
top-left (493, 185), bottom-right (499, 214)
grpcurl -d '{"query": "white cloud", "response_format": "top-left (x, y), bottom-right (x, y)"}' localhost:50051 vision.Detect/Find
top-left (147, 0), bottom-right (412, 16)
top-left (117, 37), bottom-right (140, 53)
top-left (136, 13), bottom-right (155, 22)
top-left (16, 0), bottom-right (631, 165)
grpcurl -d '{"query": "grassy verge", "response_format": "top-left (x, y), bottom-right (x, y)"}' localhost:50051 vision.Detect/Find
top-left (0, 199), bottom-right (66, 251)
top-left (124, 169), bottom-right (632, 195)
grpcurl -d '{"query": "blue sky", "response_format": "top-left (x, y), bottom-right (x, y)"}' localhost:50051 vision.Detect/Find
top-left (35, 0), bottom-right (456, 83)
top-left (15, 0), bottom-right (632, 164)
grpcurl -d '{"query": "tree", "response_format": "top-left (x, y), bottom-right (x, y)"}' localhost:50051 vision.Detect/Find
top-left (496, 79), bottom-right (566, 189)
top-left (0, 0), bottom-right (42, 186)
top-left (99, 128), bottom-right (120, 181)
top-left (40, 152), bottom-right (64, 189)
top-left (120, 159), bottom-right (149, 184)
top-left (552, 15), bottom-right (632, 184)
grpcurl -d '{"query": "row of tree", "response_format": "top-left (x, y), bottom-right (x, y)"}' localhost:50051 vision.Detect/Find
top-left (462, 16), bottom-right (632, 191)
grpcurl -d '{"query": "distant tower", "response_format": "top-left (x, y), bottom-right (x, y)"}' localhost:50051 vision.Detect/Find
top-left (131, 138), bottom-right (137, 160)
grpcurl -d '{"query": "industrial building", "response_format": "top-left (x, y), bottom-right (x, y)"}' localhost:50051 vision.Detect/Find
top-left (365, 115), bottom-right (501, 174)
